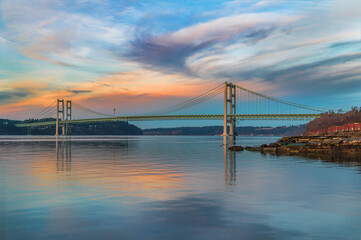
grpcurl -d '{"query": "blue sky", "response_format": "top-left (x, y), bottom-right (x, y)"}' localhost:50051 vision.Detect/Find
top-left (1, 0), bottom-right (361, 127)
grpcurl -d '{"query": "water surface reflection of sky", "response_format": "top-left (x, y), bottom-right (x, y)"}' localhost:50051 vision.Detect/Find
top-left (1, 136), bottom-right (361, 239)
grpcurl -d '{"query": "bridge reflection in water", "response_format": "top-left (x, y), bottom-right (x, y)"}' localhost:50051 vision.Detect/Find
top-left (54, 136), bottom-right (239, 186)
top-left (223, 136), bottom-right (237, 186)
top-left (55, 137), bottom-right (237, 183)
top-left (52, 136), bottom-right (361, 188)
top-left (56, 137), bottom-right (72, 173)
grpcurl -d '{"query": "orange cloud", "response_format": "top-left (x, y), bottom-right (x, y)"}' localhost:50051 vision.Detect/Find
top-left (1, 69), bottom-right (218, 118)
top-left (1, 68), bottom-right (289, 119)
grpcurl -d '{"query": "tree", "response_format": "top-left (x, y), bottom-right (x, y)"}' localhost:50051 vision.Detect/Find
top-left (351, 106), bottom-right (358, 112)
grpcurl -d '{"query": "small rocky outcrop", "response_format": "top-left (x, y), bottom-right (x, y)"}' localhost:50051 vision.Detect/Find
top-left (245, 146), bottom-right (262, 151)
top-left (228, 146), bottom-right (244, 151)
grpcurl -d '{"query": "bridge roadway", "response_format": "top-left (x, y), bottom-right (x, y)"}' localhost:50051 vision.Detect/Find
top-left (16, 113), bottom-right (321, 127)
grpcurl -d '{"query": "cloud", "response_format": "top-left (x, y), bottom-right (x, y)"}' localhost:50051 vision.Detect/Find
top-left (127, 13), bottom-right (299, 75)
top-left (226, 0), bottom-right (283, 12)
top-left (223, 53), bottom-right (361, 96)
top-left (1, 0), bottom-right (133, 71)
top-left (0, 89), bottom-right (34, 104)
top-left (0, 80), bottom-right (51, 106)
top-left (90, 81), bottom-right (129, 91)
top-left (269, 53), bottom-right (361, 77)
top-left (0, 68), bottom-right (214, 118)
top-left (68, 89), bottom-right (92, 95)
top-left (329, 40), bottom-right (361, 48)
top-left (332, 0), bottom-right (361, 18)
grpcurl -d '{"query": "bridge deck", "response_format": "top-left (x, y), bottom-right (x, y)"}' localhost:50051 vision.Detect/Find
top-left (16, 114), bottom-right (321, 127)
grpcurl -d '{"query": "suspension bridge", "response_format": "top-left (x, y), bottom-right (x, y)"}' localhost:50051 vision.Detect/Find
top-left (15, 82), bottom-right (330, 136)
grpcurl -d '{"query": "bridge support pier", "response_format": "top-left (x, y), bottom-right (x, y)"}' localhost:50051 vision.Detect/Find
top-left (56, 99), bottom-right (65, 136)
top-left (223, 82), bottom-right (228, 136)
top-left (66, 100), bottom-right (72, 136)
top-left (229, 84), bottom-right (236, 136)
top-left (223, 82), bottom-right (237, 137)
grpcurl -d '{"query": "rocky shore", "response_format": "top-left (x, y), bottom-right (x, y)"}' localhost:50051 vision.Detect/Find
top-left (229, 135), bottom-right (361, 161)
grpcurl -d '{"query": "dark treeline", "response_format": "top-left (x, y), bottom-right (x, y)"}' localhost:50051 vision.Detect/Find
top-left (70, 122), bottom-right (142, 135)
top-left (0, 119), bottom-right (142, 135)
top-left (143, 125), bottom-right (306, 136)
top-left (2, 118), bottom-right (306, 136)
top-left (0, 119), bottom-right (25, 135)
top-left (306, 107), bottom-right (361, 133)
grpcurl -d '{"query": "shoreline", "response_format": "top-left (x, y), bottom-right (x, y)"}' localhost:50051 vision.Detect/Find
top-left (231, 135), bottom-right (361, 161)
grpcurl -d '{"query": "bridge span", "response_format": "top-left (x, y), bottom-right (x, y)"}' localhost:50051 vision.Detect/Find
top-left (15, 82), bottom-right (330, 136)
top-left (16, 114), bottom-right (321, 128)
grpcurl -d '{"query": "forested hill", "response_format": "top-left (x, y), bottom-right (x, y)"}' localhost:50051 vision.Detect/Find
top-left (0, 119), bottom-right (143, 135)
top-left (143, 125), bottom-right (306, 136)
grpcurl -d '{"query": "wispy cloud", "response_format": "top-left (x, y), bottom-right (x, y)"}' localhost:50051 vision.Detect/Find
top-left (128, 13), bottom-right (299, 75)
top-left (329, 40), bottom-right (361, 48)
top-left (68, 89), bottom-right (92, 95)
top-left (2, 0), bottom-right (133, 72)
top-left (0, 90), bottom-right (33, 104)
top-left (332, 0), bottom-right (361, 18)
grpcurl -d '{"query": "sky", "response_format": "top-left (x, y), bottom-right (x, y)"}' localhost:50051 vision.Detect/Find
top-left (1, 0), bottom-right (361, 127)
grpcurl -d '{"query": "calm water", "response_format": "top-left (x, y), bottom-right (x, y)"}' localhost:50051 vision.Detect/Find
top-left (1, 136), bottom-right (361, 240)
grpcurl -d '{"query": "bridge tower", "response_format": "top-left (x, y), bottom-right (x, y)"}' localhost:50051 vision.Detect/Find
top-left (56, 99), bottom-right (65, 136)
top-left (223, 82), bottom-right (237, 136)
top-left (66, 100), bottom-right (72, 135)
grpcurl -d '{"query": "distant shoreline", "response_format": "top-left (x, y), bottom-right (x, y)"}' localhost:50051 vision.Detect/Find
top-left (143, 125), bottom-right (305, 136)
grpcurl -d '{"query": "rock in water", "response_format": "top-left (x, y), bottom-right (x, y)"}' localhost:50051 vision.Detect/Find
top-left (245, 146), bottom-right (262, 151)
top-left (228, 146), bottom-right (244, 151)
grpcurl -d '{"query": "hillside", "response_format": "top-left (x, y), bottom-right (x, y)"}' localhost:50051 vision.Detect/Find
top-left (305, 107), bottom-right (361, 134)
